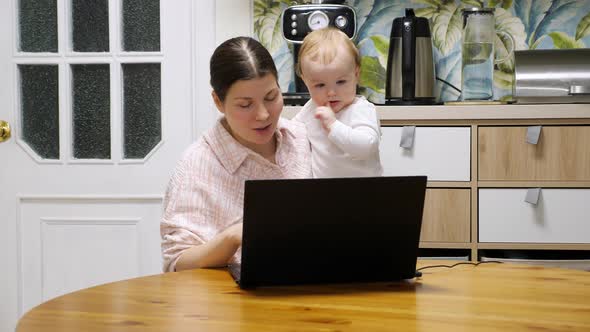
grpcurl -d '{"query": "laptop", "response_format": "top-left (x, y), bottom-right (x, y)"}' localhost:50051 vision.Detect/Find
top-left (228, 176), bottom-right (427, 288)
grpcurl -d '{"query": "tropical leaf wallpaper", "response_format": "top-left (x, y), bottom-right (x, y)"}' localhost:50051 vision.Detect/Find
top-left (253, 0), bottom-right (590, 103)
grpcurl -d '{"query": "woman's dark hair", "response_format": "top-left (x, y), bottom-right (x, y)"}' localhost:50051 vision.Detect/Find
top-left (210, 37), bottom-right (278, 102)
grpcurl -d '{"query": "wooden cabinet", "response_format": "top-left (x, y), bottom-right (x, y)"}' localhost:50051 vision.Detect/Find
top-left (380, 127), bottom-right (471, 181)
top-left (284, 104), bottom-right (590, 259)
top-left (421, 189), bottom-right (470, 243)
top-left (479, 188), bottom-right (590, 243)
top-left (376, 103), bottom-right (590, 260)
top-left (479, 126), bottom-right (590, 181)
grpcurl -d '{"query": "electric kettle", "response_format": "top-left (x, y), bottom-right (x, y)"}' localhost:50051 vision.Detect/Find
top-left (385, 8), bottom-right (436, 105)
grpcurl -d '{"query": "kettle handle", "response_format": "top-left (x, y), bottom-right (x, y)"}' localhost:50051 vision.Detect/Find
top-left (402, 15), bottom-right (416, 100)
top-left (495, 31), bottom-right (515, 65)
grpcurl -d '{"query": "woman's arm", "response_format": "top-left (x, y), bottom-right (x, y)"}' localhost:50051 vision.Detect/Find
top-left (175, 222), bottom-right (242, 271)
top-left (161, 143), bottom-right (244, 272)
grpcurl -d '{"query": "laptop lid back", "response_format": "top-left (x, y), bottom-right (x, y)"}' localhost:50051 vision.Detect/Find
top-left (240, 176), bottom-right (427, 288)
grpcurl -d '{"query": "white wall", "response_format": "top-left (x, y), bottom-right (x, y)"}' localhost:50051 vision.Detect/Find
top-left (194, 0), bottom-right (254, 139)
top-left (215, 0), bottom-right (253, 45)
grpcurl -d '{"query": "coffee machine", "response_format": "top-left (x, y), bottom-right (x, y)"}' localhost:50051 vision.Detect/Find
top-left (385, 8), bottom-right (436, 105)
top-left (282, 0), bottom-right (356, 105)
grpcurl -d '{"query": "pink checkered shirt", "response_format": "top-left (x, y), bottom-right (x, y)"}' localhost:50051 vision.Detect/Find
top-left (161, 117), bottom-right (312, 272)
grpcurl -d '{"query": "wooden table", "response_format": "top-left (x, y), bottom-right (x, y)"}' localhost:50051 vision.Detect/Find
top-left (17, 260), bottom-right (590, 331)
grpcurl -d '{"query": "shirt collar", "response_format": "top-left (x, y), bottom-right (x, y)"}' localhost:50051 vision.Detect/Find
top-left (204, 117), bottom-right (295, 174)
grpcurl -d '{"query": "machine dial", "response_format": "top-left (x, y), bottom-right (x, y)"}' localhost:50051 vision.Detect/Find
top-left (335, 15), bottom-right (348, 28)
top-left (307, 11), bottom-right (329, 31)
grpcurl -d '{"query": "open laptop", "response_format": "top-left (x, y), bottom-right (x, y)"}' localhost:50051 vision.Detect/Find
top-left (228, 176), bottom-right (427, 288)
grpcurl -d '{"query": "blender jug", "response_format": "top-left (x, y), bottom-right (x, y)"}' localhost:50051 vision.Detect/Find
top-left (461, 8), bottom-right (514, 101)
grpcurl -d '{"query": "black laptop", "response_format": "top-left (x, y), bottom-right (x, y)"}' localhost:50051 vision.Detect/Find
top-left (228, 176), bottom-right (427, 288)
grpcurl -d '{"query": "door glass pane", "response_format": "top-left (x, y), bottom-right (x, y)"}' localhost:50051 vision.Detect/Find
top-left (122, 63), bottom-right (161, 159)
top-left (72, 64), bottom-right (111, 159)
top-left (72, 0), bottom-right (109, 52)
top-left (19, 65), bottom-right (60, 159)
top-left (19, 0), bottom-right (58, 52)
top-left (122, 0), bottom-right (160, 51)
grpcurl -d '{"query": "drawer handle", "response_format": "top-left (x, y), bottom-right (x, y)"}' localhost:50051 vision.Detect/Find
top-left (569, 85), bottom-right (590, 95)
top-left (526, 125), bottom-right (542, 145)
top-left (524, 188), bottom-right (542, 205)
top-left (400, 126), bottom-right (415, 149)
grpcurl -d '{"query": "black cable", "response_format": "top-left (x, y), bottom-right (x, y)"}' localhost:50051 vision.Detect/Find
top-left (436, 76), bottom-right (462, 93)
top-left (417, 260), bottom-right (503, 272)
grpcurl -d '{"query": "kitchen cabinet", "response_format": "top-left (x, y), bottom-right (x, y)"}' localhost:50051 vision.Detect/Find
top-left (284, 103), bottom-right (590, 261)
top-left (479, 126), bottom-right (590, 181)
top-left (479, 188), bottom-right (590, 243)
top-left (372, 103), bottom-right (590, 261)
top-left (380, 127), bottom-right (471, 181)
top-left (421, 188), bottom-right (471, 243)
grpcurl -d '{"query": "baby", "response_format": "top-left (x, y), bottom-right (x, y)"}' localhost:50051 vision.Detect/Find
top-left (294, 28), bottom-right (382, 178)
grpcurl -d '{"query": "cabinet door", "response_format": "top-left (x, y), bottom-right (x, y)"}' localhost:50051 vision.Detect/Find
top-left (480, 257), bottom-right (590, 271)
top-left (421, 189), bottom-right (470, 243)
top-left (479, 189), bottom-right (590, 243)
top-left (380, 127), bottom-right (471, 181)
top-left (479, 126), bottom-right (590, 181)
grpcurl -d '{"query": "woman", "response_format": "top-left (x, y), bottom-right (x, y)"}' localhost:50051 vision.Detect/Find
top-left (161, 37), bottom-right (312, 272)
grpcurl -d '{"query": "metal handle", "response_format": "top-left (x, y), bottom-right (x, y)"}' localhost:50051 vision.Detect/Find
top-left (494, 31), bottom-right (515, 65)
top-left (569, 85), bottom-right (590, 95)
top-left (0, 120), bottom-right (11, 142)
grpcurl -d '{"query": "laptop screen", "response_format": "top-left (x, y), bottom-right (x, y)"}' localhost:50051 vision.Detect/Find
top-left (238, 176), bottom-right (427, 288)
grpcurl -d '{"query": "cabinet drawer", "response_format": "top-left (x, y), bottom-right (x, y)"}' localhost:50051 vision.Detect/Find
top-left (481, 257), bottom-right (590, 271)
top-left (479, 126), bottom-right (590, 181)
top-left (380, 127), bottom-right (471, 181)
top-left (421, 189), bottom-right (470, 242)
top-left (479, 189), bottom-right (590, 243)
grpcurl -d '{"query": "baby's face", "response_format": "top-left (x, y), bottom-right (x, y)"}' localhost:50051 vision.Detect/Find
top-left (301, 46), bottom-right (359, 113)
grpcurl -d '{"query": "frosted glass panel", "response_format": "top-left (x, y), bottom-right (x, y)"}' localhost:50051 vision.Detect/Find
top-left (19, 65), bottom-right (60, 159)
top-left (72, 0), bottom-right (109, 52)
top-left (123, 64), bottom-right (161, 159)
top-left (19, 0), bottom-right (58, 52)
top-left (72, 65), bottom-right (111, 159)
top-left (122, 0), bottom-right (160, 51)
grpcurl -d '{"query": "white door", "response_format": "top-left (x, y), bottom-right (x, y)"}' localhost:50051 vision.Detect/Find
top-left (0, 1), bottom-right (214, 330)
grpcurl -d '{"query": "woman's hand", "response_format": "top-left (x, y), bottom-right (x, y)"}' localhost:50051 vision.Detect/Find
top-left (223, 222), bottom-right (243, 246)
top-left (175, 222), bottom-right (243, 271)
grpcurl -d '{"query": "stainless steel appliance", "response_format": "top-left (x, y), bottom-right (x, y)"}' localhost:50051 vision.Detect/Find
top-left (281, 0), bottom-right (356, 105)
top-left (385, 8), bottom-right (436, 105)
top-left (514, 49), bottom-right (590, 104)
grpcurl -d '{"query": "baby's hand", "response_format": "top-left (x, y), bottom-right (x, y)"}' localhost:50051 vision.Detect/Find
top-left (314, 106), bottom-right (336, 131)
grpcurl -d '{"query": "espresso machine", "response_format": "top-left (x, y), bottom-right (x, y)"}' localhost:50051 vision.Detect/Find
top-left (281, 0), bottom-right (356, 105)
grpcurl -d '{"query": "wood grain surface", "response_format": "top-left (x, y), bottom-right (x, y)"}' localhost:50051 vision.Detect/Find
top-left (17, 261), bottom-right (590, 331)
top-left (478, 126), bottom-right (590, 181)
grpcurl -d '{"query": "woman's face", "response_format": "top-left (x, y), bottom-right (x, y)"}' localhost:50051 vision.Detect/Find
top-left (213, 74), bottom-right (283, 155)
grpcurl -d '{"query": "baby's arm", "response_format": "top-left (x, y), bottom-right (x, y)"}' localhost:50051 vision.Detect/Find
top-left (327, 104), bottom-right (380, 160)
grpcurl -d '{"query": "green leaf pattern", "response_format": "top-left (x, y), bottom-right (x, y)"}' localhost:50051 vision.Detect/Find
top-left (576, 12), bottom-right (590, 41)
top-left (431, 2), bottom-right (463, 56)
top-left (548, 31), bottom-right (585, 48)
top-left (253, 0), bottom-right (288, 54)
top-left (349, 0), bottom-right (375, 29)
top-left (489, 0), bottom-right (513, 9)
top-left (461, 0), bottom-right (483, 7)
top-left (493, 8), bottom-right (527, 75)
top-left (369, 35), bottom-right (389, 68)
top-left (252, 0), bottom-right (590, 102)
top-left (359, 56), bottom-right (386, 94)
